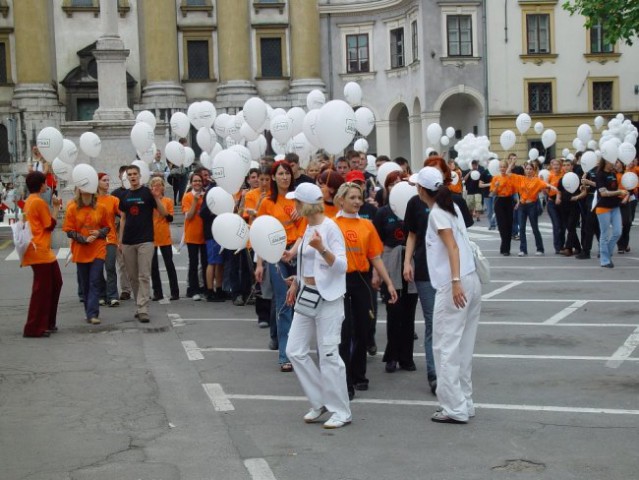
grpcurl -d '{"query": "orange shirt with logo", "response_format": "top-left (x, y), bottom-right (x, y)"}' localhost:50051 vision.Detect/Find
top-left (243, 188), bottom-right (269, 222)
top-left (324, 203), bottom-right (339, 218)
top-left (257, 194), bottom-right (302, 244)
top-left (547, 171), bottom-right (563, 198)
top-left (334, 216), bottom-right (383, 273)
top-left (22, 194), bottom-right (57, 267)
top-left (510, 174), bottom-right (547, 204)
top-left (63, 201), bottom-right (109, 263)
top-left (96, 194), bottom-right (120, 245)
top-left (490, 175), bottom-right (516, 197)
top-left (154, 197), bottom-right (174, 247)
top-left (182, 191), bottom-right (205, 244)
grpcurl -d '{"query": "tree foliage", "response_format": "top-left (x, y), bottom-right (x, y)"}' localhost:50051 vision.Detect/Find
top-left (562, 0), bottom-right (639, 45)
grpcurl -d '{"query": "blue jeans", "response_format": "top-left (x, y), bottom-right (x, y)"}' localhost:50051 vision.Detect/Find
top-left (99, 244), bottom-right (119, 301)
top-left (546, 200), bottom-right (564, 253)
top-left (268, 260), bottom-right (295, 364)
top-left (415, 280), bottom-right (437, 382)
top-left (77, 259), bottom-right (105, 319)
top-left (597, 207), bottom-right (622, 266)
top-left (518, 202), bottom-right (544, 254)
top-left (483, 196), bottom-right (496, 229)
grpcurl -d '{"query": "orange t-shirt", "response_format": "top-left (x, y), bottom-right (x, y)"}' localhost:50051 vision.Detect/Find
top-left (182, 191), bottom-right (205, 245)
top-left (96, 194), bottom-right (120, 245)
top-left (324, 202), bottom-right (339, 218)
top-left (243, 188), bottom-right (269, 222)
top-left (448, 169), bottom-right (463, 194)
top-left (490, 175), bottom-right (516, 197)
top-left (257, 194), bottom-right (302, 245)
top-left (63, 201), bottom-right (109, 263)
top-left (547, 171), bottom-right (563, 198)
top-left (154, 197), bottom-right (174, 247)
top-left (22, 194), bottom-right (57, 267)
top-left (510, 174), bottom-right (547, 204)
top-left (334, 215), bottom-right (383, 273)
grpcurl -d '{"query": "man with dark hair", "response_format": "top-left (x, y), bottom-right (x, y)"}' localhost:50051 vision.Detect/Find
top-left (285, 153), bottom-right (313, 187)
top-left (334, 157), bottom-right (351, 178)
top-left (119, 164), bottom-right (168, 323)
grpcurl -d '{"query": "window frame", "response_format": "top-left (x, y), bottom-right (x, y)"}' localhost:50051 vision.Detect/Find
top-left (519, 3), bottom-right (557, 64)
top-left (179, 0), bottom-right (213, 17)
top-left (446, 14), bottom-right (473, 57)
top-left (180, 29), bottom-right (216, 82)
top-left (0, 32), bottom-right (12, 86)
top-left (339, 22), bottom-right (375, 78)
top-left (345, 33), bottom-right (370, 74)
top-left (62, 0), bottom-right (130, 18)
top-left (524, 78), bottom-right (556, 114)
top-left (440, 5), bottom-right (480, 62)
top-left (588, 77), bottom-right (618, 112)
top-left (254, 27), bottom-right (289, 79)
top-left (411, 20), bottom-right (419, 63)
top-left (389, 27), bottom-right (405, 69)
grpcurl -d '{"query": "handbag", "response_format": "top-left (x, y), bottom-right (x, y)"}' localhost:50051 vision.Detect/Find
top-left (11, 219), bottom-right (34, 264)
top-left (293, 235), bottom-right (323, 318)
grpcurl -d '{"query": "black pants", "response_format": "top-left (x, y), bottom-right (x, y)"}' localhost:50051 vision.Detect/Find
top-left (186, 243), bottom-right (207, 297)
top-left (617, 200), bottom-right (637, 250)
top-left (494, 197), bottom-right (514, 254)
top-left (383, 288), bottom-right (418, 367)
top-left (151, 245), bottom-right (180, 298)
top-left (340, 271), bottom-right (374, 392)
top-left (560, 202), bottom-right (582, 251)
top-left (579, 196), bottom-right (600, 254)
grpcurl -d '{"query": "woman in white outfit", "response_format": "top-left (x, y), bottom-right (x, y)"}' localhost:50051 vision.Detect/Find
top-left (285, 183), bottom-right (352, 429)
top-left (411, 167), bottom-right (481, 424)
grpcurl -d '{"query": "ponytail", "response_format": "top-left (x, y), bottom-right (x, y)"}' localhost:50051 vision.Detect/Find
top-left (425, 185), bottom-right (457, 217)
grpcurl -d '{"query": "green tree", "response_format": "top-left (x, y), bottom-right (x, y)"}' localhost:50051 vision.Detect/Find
top-left (562, 0), bottom-right (639, 45)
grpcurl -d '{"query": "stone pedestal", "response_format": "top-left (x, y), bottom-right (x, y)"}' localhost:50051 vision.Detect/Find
top-left (93, 36), bottom-right (134, 121)
top-left (215, 80), bottom-right (258, 110)
top-left (139, 82), bottom-right (187, 110)
top-left (288, 78), bottom-right (326, 108)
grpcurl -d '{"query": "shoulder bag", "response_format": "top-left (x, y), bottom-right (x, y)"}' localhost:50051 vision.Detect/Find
top-left (294, 235), bottom-right (324, 318)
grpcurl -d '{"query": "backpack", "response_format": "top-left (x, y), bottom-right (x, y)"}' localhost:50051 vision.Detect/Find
top-left (11, 220), bottom-right (34, 263)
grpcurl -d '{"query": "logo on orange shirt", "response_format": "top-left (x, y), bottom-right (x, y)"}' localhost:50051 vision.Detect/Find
top-left (345, 230), bottom-right (358, 242)
top-left (284, 205), bottom-right (294, 216)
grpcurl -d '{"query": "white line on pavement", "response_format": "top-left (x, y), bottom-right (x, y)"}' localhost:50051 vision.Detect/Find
top-left (202, 383), bottom-right (235, 411)
top-left (226, 394), bottom-right (639, 416)
top-left (244, 459), bottom-right (278, 480)
top-left (494, 266), bottom-right (639, 270)
top-left (605, 327), bottom-right (639, 369)
top-left (482, 281), bottom-right (523, 300)
top-left (168, 313), bottom-right (185, 326)
top-left (490, 279), bottom-right (639, 283)
top-left (181, 340), bottom-right (204, 360)
top-left (484, 298), bottom-right (639, 303)
top-left (5, 248), bottom-right (18, 261)
top-left (56, 247), bottom-right (70, 259)
top-left (543, 300), bottom-right (589, 325)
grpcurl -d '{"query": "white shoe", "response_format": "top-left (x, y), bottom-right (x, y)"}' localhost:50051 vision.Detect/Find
top-left (322, 414), bottom-right (352, 429)
top-left (535, 251), bottom-right (544, 256)
top-left (518, 252), bottom-right (527, 257)
top-left (192, 294), bottom-right (202, 301)
top-left (303, 406), bottom-right (328, 423)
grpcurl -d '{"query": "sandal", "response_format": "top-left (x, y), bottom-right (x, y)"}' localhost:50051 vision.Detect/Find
top-left (280, 362), bottom-right (294, 373)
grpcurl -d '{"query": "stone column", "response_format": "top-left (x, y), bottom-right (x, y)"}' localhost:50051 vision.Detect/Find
top-left (216, 0), bottom-right (256, 107)
top-left (138, 0), bottom-right (186, 109)
top-left (375, 120), bottom-right (391, 158)
top-left (409, 113), bottom-right (424, 171)
top-left (93, 0), bottom-right (134, 120)
top-left (288, 0), bottom-right (325, 104)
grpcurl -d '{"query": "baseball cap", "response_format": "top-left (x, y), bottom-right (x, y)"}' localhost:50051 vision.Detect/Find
top-left (409, 166), bottom-right (444, 190)
top-left (285, 182), bottom-right (323, 204)
top-left (345, 170), bottom-right (366, 183)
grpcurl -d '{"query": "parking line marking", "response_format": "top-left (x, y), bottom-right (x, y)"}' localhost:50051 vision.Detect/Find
top-left (494, 266), bottom-right (639, 270)
top-left (244, 458), bottom-right (278, 480)
top-left (606, 327), bottom-right (639, 369)
top-left (484, 298), bottom-right (639, 303)
top-left (202, 383), bottom-right (235, 411)
top-left (225, 394), bottom-right (639, 416)
top-left (543, 300), bottom-right (589, 325)
top-left (482, 281), bottom-right (523, 300)
top-left (181, 340), bottom-right (204, 360)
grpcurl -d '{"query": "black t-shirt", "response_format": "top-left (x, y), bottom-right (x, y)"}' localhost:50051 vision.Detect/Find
top-left (374, 187), bottom-right (386, 207)
top-left (584, 169), bottom-right (597, 195)
top-left (404, 195), bottom-right (430, 282)
top-left (480, 169), bottom-right (492, 198)
top-left (294, 174), bottom-right (314, 187)
top-left (595, 170), bottom-right (621, 209)
top-left (111, 186), bottom-right (129, 205)
top-left (464, 168), bottom-right (481, 194)
top-left (121, 186), bottom-right (156, 245)
top-left (373, 205), bottom-right (407, 249)
top-left (358, 202), bottom-right (377, 221)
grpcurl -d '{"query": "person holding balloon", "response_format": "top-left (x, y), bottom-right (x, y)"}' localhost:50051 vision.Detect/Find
top-left (150, 177), bottom-right (180, 301)
top-left (96, 173), bottom-right (122, 307)
top-left (557, 159), bottom-right (584, 256)
top-left (575, 151), bottom-right (601, 260)
top-left (182, 172), bottom-right (207, 301)
top-left (255, 160), bottom-right (303, 372)
top-left (594, 159), bottom-right (628, 268)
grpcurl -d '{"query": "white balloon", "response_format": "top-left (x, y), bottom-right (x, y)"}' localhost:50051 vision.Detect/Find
top-left (52, 158), bottom-right (72, 181)
top-left (288, 133), bottom-right (314, 168)
top-left (199, 101), bottom-right (217, 128)
top-left (534, 122), bottom-right (544, 135)
top-left (542, 129), bottom-right (557, 149)
top-left (136, 110), bottom-right (157, 130)
top-left (621, 172), bottom-right (638, 190)
top-left (601, 141), bottom-right (619, 163)
top-left (270, 114), bottom-right (294, 145)
top-left (79, 132), bottom-right (102, 158)
top-left (470, 170), bottom-right (481, 181)
top-left (343, 82), bottom-right (363, 107)
top-left (538, 169), bottom-right (550, 182)
top-left (562, 172), bottom-right (580, 194)
top-left (538, 156), bottom-right (545, 164)
top-left (230, 144), bottom-right (252, 175)
top-left (528, 148), bottom-right (539, 161)
top-left (316, 100), bottom-right (357, 155)
top-left (594, 115), bottom-right (605, 130)
top-left (286, 107), bottom-right (306, 137)
top-left (200, 152), bottom-right (213, 170)
top-left (271, 138), bottom-right (286, 155)
top-left (580, 151), bottom-right (597, 172)
top-left (210, 142), bottom-right (224, 162)
top-left (446, 127), bottom-right (455, 139)
top-left (226, 116), bottom-right (243, 143)
top-left (488, 159), bottom-right (501, 176)
top-left (72, 163), bottom-right (99, 194)
top-left (566, 153), bottom-right (575, 161)
top-left (516, 113), bottom-right (532, 134)
top-left (165, 141), bottom-right (185, 167)
top-left (450, 171), bottom-right (460, 185)
top-left (243, 97), bottom-right (268, 132)
top-left (212, 213), bottom-right (249, 251)
top-left (240, 122), bottom-right (260, 142)
top-left (562, 148), bottom-right (570, 157)
top-left (376, 162), bottom-right (402, 188)
top-left (440, 136), bottom-right (450, 147)
top-left (170, 112), bottom-right (191, 138)
top-left (206, 186), bottom-right (235, 215)
top-left (355, 107), bottom-right (375, 137)
top-left (130, 121), bottom-right (155, 153)
top-left (184, 147), bottom-right (195, 168)
top-left (499, 130), bottom-right (516, 151)
top-left (616, 113), bottom-right (625, 122)
top-left (618, 142), bottom-right (637, 166)
top-left (271, 108), bottom-right (286, 119)
top-left (577, 123), bottom-right (592, 144)
top-left (137, 143), bottom-right (156, 164)
top-left (196, 127), bottom-right (214, 153)
top-left (132, 159), bottom-right (151, 185)
top-left (36, 127), bottom-right (64, 162)
top-left (306, 89), bottom-right (326, 111)
top-left (572, 138), bottom-right (585, 151)
top-left (247, 135), bottom-right (267, 161)
top-left (249, 215), bottom-right (287, 263)
top-left (188, 102), bottom-right (206, 130)
top-left (58, 139), bottom-right (79, 165)
top-left (426, 123), bottom-right (443, 146)
top-left (211, 149), bottom-right (245, 194)
top-left (121, 172), bottom-right (131, 190)
top-left (389, 182), bottom-right (417, 221)
top-left (214, 113), bottom-right (231, 139)
top-left (354, 138), bottom-right (369, 153)
top-left (303, 109), bottom-right (321, 147)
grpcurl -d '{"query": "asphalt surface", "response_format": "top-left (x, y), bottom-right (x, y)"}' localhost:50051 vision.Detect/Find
top-left (1, 211), bottom-right (638, 480)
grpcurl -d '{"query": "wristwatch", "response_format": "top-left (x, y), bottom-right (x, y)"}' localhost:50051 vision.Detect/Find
top-left (452, 277), bottom-right (461, 283)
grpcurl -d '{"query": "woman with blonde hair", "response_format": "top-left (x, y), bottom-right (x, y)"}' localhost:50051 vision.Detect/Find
top-left (150, 177), bottom-right (179, 301)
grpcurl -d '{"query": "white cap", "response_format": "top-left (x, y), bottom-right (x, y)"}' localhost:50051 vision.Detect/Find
top-left (409, 166), bottom-right (444, 190)
top-left (285, 182), bottom-right (323, 204)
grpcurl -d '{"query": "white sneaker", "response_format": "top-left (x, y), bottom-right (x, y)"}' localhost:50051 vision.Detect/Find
top-left (535, 251), bottom-right (544, 256)
top-left (303, 406), bottom-right (328, 423)
top-left (322, 414), bottom-right (352, 429)
top-left (518, 252), bottom-right (527, 257)
top-left (192, 294), bottom-right (202, 301)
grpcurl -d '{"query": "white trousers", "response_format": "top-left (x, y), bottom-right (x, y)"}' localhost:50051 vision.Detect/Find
top-left (433, 272), bottom-right (481, 421)
top-left (286, 295), bottom-right (351, 422)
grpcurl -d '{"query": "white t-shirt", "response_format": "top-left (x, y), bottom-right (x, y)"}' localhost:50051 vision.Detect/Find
top-left (426, 203), bottom-right (475, 289)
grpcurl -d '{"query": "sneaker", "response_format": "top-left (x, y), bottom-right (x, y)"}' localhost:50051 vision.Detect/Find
top-left (98, 299), bottom-right (106, 306)
top-left (512, 235), bottom-right (520, 241)
top-left (323, 414), bottom-right (352, 429)
top-left (233, 295), bottom-right (244, 306)
top-left (258, 321), bottom-right (269, 329)
top-left (109, 299), bottom-right (120, 307)
top-left (518, 252), bottom-right (527, 257)
top-left (89, 317), bottom-right (101, 325)
top-left (575, 252), bottom-right (591, 260)
top-left (353, 382), bottom-right (368, 391)
top-left (535, 251), bottom-right (544, 256)
top-left (137, 312), bottom-right (150, 323)
top-left (192, 294), bottom-right (202, 301)
top-left (119, 292), bottom-right (131, 300)
top-left (303, 406), bottom-right (328, 423)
